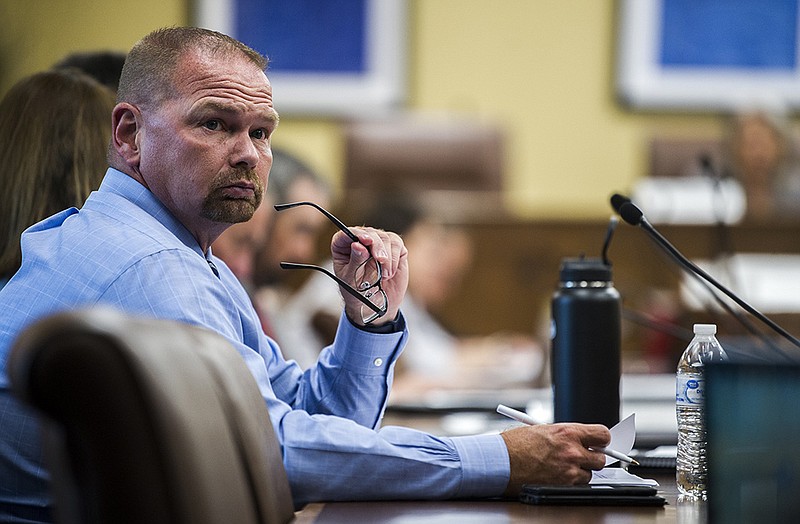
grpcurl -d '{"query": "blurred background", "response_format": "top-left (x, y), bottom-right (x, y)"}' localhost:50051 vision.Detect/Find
top-left (0, 0), bottom-right (730, 218)
top-left (4, 0), bottom-right (800, 376)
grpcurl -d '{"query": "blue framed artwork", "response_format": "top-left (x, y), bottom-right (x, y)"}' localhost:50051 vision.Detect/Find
top-left (617, 0), bottom-right (800, 111)
top-left (195, 0), bottom-right (407, 116)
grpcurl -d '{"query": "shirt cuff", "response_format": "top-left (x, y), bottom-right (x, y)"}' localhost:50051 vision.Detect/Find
top-left (450, 433), bottom-right (510, 498)
top-left (347, 311), bottom-right (405, 334)
top-left (330, 312), bottom-right (407, 375)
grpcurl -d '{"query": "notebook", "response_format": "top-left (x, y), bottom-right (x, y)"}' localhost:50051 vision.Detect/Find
top-left (706, 359), bottom-right (800, 523)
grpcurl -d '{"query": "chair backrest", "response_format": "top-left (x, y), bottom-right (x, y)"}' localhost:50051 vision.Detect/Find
top-left (648, 136), bottom-right (726, 178)
top-left (8, 307), bottom-right (295, 524)
top-left (342, 115), bottom-right (507, 221)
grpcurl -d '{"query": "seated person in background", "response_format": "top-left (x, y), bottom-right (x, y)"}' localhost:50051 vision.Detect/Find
top-left (249, 150), bottom-right (333, 346)
top-left (0, 68), bottom-right (115, 286)
top-left (406, 251), bottom-right (545, 389)
top-left (724, 109), bottom-right (800, 221)
top-left (52, 50), bottom-right (127, 92)
top-left (0, 27), bottom-right (609, 521)
top-left (370, 193), bottom-right (546, 395)
top-left (214, 148), bottom-right (330, 341)
top-left (278, 191), bottom-right (545, 392)
top-left (211, 190), bottom-right (271, 290)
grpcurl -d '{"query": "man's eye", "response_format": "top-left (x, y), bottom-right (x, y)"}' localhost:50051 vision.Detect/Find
top-left (203, 120), bottom-right (221, 130)
top-left (251, 128), bottom-right (267, 140)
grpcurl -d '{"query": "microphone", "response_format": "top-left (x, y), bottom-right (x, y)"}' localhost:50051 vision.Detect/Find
top-left (610, 193), bottom-right (630, 214)
top-left (697, 154), bottom-right (738, 287)
top-left (618, 201), bottom-right (642, 226)
top-left (612, 196), bottom-right (800, 353)
top-left (612, 192), bottom-right (777, 354)
top-left (698, 154), bottom-right (715, 179)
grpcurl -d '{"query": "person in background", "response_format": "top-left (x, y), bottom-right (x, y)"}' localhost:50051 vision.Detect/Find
top-left (0, 68), bottom-right (115, 286)
top-left (277, 191), bottom-right (546, 390)
top-left (0, 27), bottom-right (609, 522)
top-left (213, 148), bottom-right (330, 340)
top-left (724, 109), bottom-right (800, 221)
top-left (52, 50), bottom-right (127, 92)
top-left (250, 149), bottom-right (333, 343)
top-left (211, 196), bottom-right (271, 291)
top-left (391, 203), bottom-right (545, 395)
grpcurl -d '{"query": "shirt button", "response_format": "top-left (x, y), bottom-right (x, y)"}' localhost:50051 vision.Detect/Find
top-left (373, 358), bottom-right (384, 367)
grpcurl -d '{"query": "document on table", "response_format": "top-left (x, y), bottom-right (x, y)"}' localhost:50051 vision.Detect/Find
top-left (589, 413), bottom-right (659, 487)
top-left (591, 467), bottom-right (659, 487)
top-left (602, 413), bottom-right (636, 466)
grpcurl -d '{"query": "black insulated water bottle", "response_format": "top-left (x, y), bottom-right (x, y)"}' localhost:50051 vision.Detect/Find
top-left (551, 256), bottom-right (621, 429)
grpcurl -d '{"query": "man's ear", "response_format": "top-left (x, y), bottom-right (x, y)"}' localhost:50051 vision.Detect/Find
top-left (111, 103), bottom-right (142, 169)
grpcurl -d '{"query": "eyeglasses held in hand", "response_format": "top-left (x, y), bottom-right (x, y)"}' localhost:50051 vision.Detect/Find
top-left (274, 201), bottom-right (388, 324)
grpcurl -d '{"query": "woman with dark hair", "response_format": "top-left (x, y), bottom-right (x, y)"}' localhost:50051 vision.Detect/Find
top-left (0, 68), bottom-right (115, 284)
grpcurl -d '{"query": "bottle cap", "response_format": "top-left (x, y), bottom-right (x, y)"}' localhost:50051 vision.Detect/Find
top-left (559, 257), bottom-right (611, 282)
top-left (693, 323), bottom-right (717, 335)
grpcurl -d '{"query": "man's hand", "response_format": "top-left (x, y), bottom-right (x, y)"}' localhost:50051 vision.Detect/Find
top-left (331, 227), bottom-right (408, 327)
top-left (500, 423), bottom-right (610, 496)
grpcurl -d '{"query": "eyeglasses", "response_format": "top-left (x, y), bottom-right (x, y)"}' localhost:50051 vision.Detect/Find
top-left (274, 201), bottom-right (388, 324)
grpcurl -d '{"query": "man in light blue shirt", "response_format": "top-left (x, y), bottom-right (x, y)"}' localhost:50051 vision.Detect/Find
top-left (0, 27), bottom-right (609, 522)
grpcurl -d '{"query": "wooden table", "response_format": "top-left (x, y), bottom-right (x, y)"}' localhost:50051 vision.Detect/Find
top-left (293, 472), bottom-right (707, 523)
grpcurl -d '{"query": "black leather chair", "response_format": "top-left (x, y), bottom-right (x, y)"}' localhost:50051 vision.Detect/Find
top-left (8, 307), bottom-right (295, 524)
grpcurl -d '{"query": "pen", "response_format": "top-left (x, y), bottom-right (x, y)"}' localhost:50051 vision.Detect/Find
top-left (495, 404), bottom-right (640, 466)
top-left (593, 446), bottom-right (640, 466)
top-left (496, 403), bottom-right (538, 425)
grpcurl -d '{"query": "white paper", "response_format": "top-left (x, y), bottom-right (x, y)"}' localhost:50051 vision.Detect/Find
top-left (604, 413), bottom-right (636, 466)
top-left (590, 467), bottom-right (659, 486)
top-left (589, 413), bottom-right (660, 486)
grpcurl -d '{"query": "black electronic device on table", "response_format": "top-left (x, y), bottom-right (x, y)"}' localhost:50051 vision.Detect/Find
top-left (519, 484), bottom-right (667, 507)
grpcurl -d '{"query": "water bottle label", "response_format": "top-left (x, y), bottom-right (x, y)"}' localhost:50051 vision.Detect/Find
top-left (676, 375), bottom-right (704, 406)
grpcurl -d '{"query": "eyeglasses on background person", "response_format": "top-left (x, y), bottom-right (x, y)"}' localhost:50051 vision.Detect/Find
top-left (274, 201), bottom-right (388, 324)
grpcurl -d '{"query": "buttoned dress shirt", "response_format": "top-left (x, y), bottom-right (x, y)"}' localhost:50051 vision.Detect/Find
top-left (0, 168), bottom-right (509, 523)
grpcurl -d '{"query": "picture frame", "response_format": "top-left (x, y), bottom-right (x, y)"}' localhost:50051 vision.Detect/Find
top-left (616, 0), bottom-right (800, 112)
top-left (195, 0), bottom-right (407, 116)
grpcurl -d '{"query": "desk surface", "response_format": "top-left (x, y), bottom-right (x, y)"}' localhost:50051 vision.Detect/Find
top-left (294, 473), bottom-right (706, 523)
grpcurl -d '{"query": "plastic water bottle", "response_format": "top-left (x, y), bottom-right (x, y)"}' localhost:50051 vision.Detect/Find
top-left (551, 257), bottom-right (621, 429)
top-left (676, 323), bottom-right (727, 499)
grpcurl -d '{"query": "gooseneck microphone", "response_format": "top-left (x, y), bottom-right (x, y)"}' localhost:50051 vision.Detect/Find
top-left (613, 196), bottom-right (800, 352)
top-left (610, 193), bottom-right (631, 214)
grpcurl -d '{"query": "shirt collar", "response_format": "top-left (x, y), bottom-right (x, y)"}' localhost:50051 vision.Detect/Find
top-left (98, 168), bottom-right (210, 259)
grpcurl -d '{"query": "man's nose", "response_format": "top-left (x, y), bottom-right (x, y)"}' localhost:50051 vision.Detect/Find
top-left (230, 133), bottom-right (259, 169)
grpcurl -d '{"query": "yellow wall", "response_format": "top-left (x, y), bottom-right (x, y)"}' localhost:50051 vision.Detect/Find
top-left (1, 0), bottom-right (732, 219)
top-left (0, 0), bottom-right (186, 83)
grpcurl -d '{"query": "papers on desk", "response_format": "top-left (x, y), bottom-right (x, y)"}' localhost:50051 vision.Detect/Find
top-left (591, 468), bottom-right (659, 487)
top-left (604, 413), bottom-right (636, 466)
top-left (592, 414), bottom-right (659, 487)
